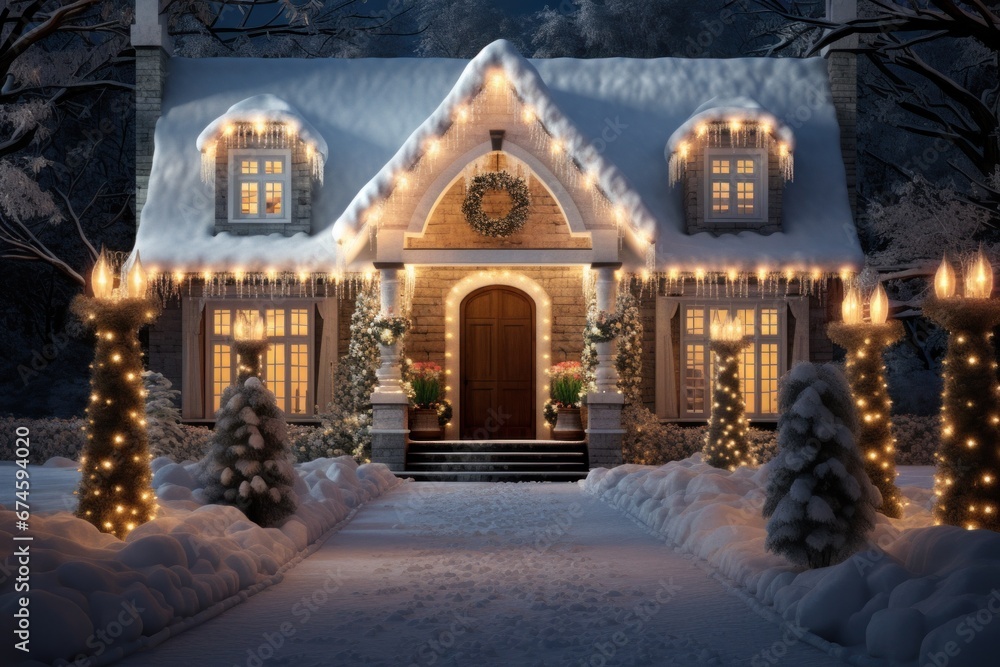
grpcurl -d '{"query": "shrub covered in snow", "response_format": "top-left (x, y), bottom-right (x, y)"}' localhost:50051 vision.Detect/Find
top-left (0, 416), bottom-right (211, 464)
top-left (893, 413), bottom-right (939, 465)
top-left (202, 377), bottom-right (297, 527)
top-left (621, 415), bottom-right (777, 467)
top-left (307, 280), bottom-right (380, 462)
top-left (763, 362), bottom-right (880, 568)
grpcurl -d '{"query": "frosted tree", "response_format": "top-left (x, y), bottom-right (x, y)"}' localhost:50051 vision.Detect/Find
top-left (203, 377), bottom-right (297, 527)
top-left (302, 280), bottom-right (381, 462)
top-left (763, 363), bottom-right (879, 569)
top-left (143, 371), bottom-right (187, 456)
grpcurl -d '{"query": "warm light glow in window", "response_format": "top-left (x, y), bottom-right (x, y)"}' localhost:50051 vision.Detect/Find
top-left (711, 182), bottom-right (730, 214)
top-left (231, 151), bottom-right (290, 222)
top-left (707, 151), bottom-right (765, 221)
top-left (265, 182), bottom-right (282, 215)
top-left (264, 160), bottom-right (283, 174)
top-left (241, 160), bottom-right (258, 175)
top-left (680, 304), bottom-right (783, 418)
top-left (209, 305), bottom-right (313, 416)
top-left (241, 182), bottom-right (258, 215)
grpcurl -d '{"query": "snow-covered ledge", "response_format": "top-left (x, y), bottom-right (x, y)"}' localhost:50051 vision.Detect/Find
top-left (443, 270), bottom-right (553, 440)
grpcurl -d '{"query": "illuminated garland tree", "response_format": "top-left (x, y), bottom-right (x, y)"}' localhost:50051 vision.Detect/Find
top-left (827, 281), bottom-right (904, 518)
top-left (71, 251), bottom-right (159, 538)
top-left (233, 311), bottom-right (268, 383)
top-left (924, 251), bottom-right (1000, 531)
top-left (703, 315), bottom-right (751, 470)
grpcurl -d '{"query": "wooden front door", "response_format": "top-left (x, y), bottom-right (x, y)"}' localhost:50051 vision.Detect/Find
top-left (460, 286), bottom-right (535, 439)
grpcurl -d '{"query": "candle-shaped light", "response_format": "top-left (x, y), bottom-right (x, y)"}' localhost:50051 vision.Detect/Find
top-left (126, 252), bottom-right (147, 299)
top-left (965, 249), bottom-right (993, 299)
top-left (710, 313), bottom-right (743, 342)
top-left (92, 251), bottom-right (114, 300)
top-left (842, 286), bottom-right (863, 325)
top-left (869, 282), bottom-right (889, 325)
top-left (935, 255), bottom-right (957, 299)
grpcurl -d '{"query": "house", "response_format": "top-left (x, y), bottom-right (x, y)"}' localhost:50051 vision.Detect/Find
top-left (131, 1), bottom-right (863, 470)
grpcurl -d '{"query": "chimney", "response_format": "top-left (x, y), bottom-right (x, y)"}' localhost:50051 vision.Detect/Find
top-left (824, 0), bottom-right (858, 215)
top-left (132, 0), bottom-right (172, 226)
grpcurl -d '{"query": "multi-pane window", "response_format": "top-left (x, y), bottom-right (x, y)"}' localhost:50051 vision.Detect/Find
top-left (706, 150), bottom-right (766, 221)
top-left (679, 303), bottom-right (784, 418)
top-left (230, 150), bottom-right (291, 222)
top-left (207, 304), bottom-right (312, 416)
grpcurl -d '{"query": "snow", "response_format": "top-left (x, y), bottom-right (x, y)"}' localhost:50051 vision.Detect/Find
top-left (111, 483), bottom-right (846, 666)
top-left (137, 40), bottom-right (863, 273)
top-left (0, 456), bottom-right (400, 666)
top-left (665, 96), bottom-right (796, 153)
top-left (583, 457), bottom-right (1000, 666)
top-left (195, 94), bottom-right (329, 160)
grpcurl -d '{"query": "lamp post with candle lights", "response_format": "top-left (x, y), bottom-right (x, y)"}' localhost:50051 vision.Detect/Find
top-left (923, 250), bottom-right (1000, 530)
top-left (703, 314), bottom-right (751, 470)
top-left (70, 250), bottom-right (160, 538)
top-left (233, 310), bottom-right (269, 384)
top-left (827, 281), bottom-right (904, 518)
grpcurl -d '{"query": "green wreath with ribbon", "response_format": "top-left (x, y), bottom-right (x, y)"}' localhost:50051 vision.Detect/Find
top-left (461, 171), bottom-right (531, 238)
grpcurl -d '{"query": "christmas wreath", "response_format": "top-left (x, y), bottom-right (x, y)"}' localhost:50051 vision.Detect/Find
top-left (461, 171), bottom-right (531, 238)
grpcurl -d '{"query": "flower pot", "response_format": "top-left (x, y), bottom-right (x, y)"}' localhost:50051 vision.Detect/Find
top-left (552, 407), bottom-right (584, 441)
top-left (409, 407), bottom-right (442, 441)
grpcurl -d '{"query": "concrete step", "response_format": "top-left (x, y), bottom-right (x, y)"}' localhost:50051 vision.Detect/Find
top-left (405, 461), bottom-right (588, 473)
top-left (407, 451), bottom-right (587, 463)
top-left (407, 440), bottom-right (586, 454)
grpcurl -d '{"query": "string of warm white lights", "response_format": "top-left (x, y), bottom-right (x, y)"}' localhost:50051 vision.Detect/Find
top-left (669, 119), bottom-right (794, 186)
top-left (924, 250), bottom-right (1000, 531)
top-left (704, 315), bottom-right (751, 470)
top-left (72, 250), bottom-right (160, 538)
top-left (828, 280), bottom-right (904, 518)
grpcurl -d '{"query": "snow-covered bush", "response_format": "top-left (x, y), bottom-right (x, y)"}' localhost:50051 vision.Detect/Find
top-left (763, 363), bottom-right (880, 569)
top-left (621, 414), bottom-right (777, 467)
top-left (143, 370), bottom-right (189, 455)
top-left (307, 280), bottom-right (380, 462)
top-left (0, 417), bottom-right (86, 462)
top-left (202, 377), bottom-right (298, 527)
top-left (893, 413), bottom-right (939, 465)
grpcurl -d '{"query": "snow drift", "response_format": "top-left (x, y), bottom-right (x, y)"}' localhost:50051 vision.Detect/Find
top-left (583, 457), bottom-right (1000, 666)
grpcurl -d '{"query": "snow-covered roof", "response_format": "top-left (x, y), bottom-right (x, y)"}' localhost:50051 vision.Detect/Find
top-left (664, 96), bottom-right (796, 154)
top-left (195, 94), bottom-right (329, 160)
top-left (136, 40), bottom-right (863, 273)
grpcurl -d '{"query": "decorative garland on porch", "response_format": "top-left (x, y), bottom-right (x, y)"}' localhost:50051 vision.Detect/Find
top-left (461, 171), bottom-right (531, 238)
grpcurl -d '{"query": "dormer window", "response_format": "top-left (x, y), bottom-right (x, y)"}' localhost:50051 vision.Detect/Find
top-left (706, 149), bottom-right (767, 223)
top-left (230, 149), bottom-right (292, 222)
top-left (196, 95), bottom-right (328, 237)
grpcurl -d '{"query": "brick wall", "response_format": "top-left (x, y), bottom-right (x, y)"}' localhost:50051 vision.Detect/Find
top-left (828, 52), bottom-right (857, 215)
top-left (683, 129), bottom-right (784, 236)
top-left (404, 266), bottom-right (587, 368)
top-left (135, 47), bottom-right (167, 224)
top-left (407, 155), bottom-right (591, 250)
top-left (148, 296), bottom-right (183, 390)
top-left (214, 134), bottom-right (313, 236)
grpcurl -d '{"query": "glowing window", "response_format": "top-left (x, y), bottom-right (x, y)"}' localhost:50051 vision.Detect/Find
top-left (208, 304), bottom-right (313, 416)
top-left (706, 149), bottom-right (766, 222)
top-left (230, 150), bottom-right (291, 223)
top-left (678, 303), bottom-right (785, 419)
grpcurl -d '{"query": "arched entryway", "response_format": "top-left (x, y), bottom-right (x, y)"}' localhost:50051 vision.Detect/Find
top-left (460, 285), bottom-right (535, 439)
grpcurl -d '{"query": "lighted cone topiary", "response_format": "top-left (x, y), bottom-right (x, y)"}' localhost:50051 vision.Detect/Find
top-left (763, 362), bottom-right (879, 569)
top-left (233, 310), bottom-right (268, 384)
top-left (827, 319), bottom-right (905, 518)
top-left (924, 297), bottom-right (1000, 530)
top-left (202, 377), bottom-right (298, 527)
top-left (703, 316), bottom-right (751, 470)
top-left (72, 251), bottom-right (160, 538)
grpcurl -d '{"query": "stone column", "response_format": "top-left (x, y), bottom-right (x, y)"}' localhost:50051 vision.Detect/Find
top-left (586, 263), bottom-right (624, 468)
top-left (371, 263), bottom-right (408, 471)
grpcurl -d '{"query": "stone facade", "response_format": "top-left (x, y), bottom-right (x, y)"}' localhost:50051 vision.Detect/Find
top-left (682, 129), bottom-right (784, 236)
top-left (148, 296), bottom-right (183, 391)
top-left (213, 134), bottom-right (314, 236)
top-left (135, 46), bottom-right (167, 224)
top-left (404, 266), bottom-right (587, 369)
top-left (406, 155), bottom-right (591, 251)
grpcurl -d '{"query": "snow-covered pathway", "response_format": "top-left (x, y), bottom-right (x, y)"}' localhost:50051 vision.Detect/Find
top-left (117, 482), bottom-right (846, 667)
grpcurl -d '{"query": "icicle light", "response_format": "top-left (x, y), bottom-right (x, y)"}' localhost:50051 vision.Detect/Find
top-left (668, 120), bottom-right (793, 186)
top-left (200, 121), bottom-right (323, 185)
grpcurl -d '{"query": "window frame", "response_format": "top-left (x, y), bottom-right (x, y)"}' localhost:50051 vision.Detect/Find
top-left (677, 301), bottom-right (787, 421)
top-left (204, 301), bottom-right (315, 418)
top-left (228, 148), bottom-right (292, 224)
top-left (704, 147), bottom-right (768, 223)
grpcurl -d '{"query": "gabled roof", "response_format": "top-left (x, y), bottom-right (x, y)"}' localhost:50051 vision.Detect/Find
top-left (135, 40), bottom-right (863, 273)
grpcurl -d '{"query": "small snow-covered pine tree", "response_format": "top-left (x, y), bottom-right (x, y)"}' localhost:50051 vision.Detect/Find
top-left (203, 377), bottom-right (297, 527)
top-left (763, 362), bottom-right (879, 569)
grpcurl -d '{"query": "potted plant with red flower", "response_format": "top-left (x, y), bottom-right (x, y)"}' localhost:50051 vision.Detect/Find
top-left (408, 361), bottom-right (445, 440)
top-left (547, 361), bottom-right (585, 441)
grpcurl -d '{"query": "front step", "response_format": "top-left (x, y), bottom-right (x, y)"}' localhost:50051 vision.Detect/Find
top-left (403, 439), bottom-right (589, 482)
